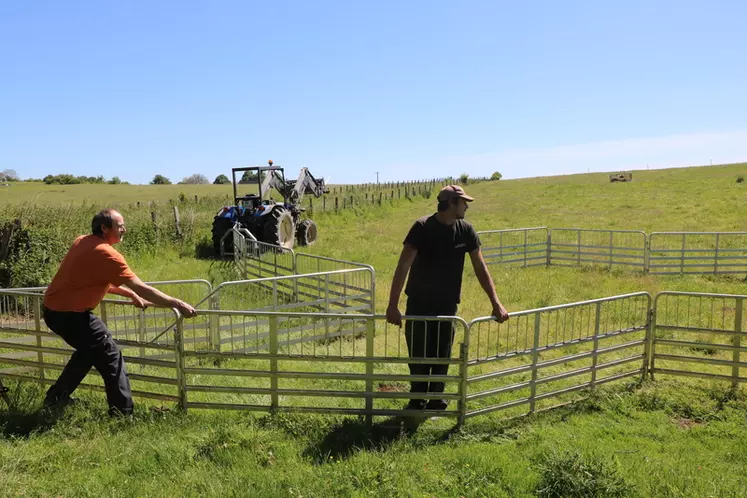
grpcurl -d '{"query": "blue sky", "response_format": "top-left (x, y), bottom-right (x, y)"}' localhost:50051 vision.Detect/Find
top-left (1, 1), bottom-right (745, 185)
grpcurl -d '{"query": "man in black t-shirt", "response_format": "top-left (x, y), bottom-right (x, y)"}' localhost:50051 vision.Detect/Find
top-left (386, 185), bottom-right (509, 411)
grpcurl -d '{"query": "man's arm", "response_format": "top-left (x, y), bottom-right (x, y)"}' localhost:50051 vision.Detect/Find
top-left (386, 244), bottom-right (418, 326)
top-left (122, 276), bottom-right (197, 318)
top-left (107, 285), bottom-right (150, 309)
top-left (469, 248), bottom-right (509, 323)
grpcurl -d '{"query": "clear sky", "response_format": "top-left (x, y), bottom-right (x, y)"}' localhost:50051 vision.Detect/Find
top-left (2, 1), bottom-right (745, 185)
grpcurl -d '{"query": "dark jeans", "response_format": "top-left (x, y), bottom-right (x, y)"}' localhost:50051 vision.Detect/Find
top-left (404, 298), bottom-right (457, 402)
top-left (43, 307), bottom-right (133, 414)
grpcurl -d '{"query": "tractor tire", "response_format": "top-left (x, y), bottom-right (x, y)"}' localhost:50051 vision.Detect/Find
top-left (262, 208), bottom-right (296, 249)
top-left (296, 219), bottom-right (318, 246)
top-left (212, 217), bottom-right (235, 255)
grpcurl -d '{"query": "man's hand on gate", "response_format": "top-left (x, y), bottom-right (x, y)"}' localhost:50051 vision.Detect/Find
top-left (174, 299), bottom-right (198, 318)
top-left (492, 302), bottom-right (509, 323)
top-left (386, 304), bottom-right (402, 327)
top-left (131, 295), bottom-right (149, 309)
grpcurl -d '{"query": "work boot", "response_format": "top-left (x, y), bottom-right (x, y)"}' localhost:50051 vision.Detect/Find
top-left (425, 399), bottom-right (449, 411)
top-left (43, 394), bottom-right (78, 409)
top-left (404, 399), bottom-right (426, 411)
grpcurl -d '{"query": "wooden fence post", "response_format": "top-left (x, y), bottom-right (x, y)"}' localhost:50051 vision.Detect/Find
top-left (173, 206), bottom-right (182, 238)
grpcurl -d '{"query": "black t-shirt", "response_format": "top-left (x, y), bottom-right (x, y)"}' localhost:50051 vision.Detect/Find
top-left (403, 214), bottom-right (481, 307)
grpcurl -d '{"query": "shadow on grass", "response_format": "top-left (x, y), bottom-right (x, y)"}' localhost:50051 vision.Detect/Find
top-left (302, 415), bottom-right (458, 465)
top-left (0, 381), bottom-right (66, 438)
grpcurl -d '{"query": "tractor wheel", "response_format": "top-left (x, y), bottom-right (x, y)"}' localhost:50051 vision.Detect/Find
top-left (212, 217), bottom-right (235, 255)
top-left (296, 219), bottom-right (318, 246)
top-left (263, 208), bottom-right (296, 249)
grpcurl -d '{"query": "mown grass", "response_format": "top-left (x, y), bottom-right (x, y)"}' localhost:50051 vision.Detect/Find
top-left (2, 162), bottom-right (747, 497)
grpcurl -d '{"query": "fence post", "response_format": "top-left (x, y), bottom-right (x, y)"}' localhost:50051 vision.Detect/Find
top-left (269, 315), bottom-right (279, 411)
top-left (577, 230), bottom-right (582, 266)
top-left (457, 339), bottom-right (469, 428)
top-left (138, 308), bottom-right (146, 363)
top-left (609, 232), bottom-right (614, 269)
top-left (644, 302), bottom-right (655, 380)
top-left (523, 230), bottom-right (528, 268)
top-left (365, 318), bottom-right (375, 427)
top-left (591, 302), bottom-right (602, 388)
top-left (323, 196), bottom-right (326, 211)
top-left (732, 298), bottom-right (743, 388)
top-left (714, 233), bottom-right (720, 274)
top-left (33, 296), bottom-right (44, 381)
top-left (209, 293), bottom-right (221, 352)
top-left (151, 211), bottom-right (158, 236)
top-left (173, 206), bottom-right (182, 238)
top-left (529, 312), bottom-right (541, 414)
top-left (175, 314), bottom-right (187, 411)
top-left (680, 233), bottom-right (686, 274)
top-left (644, 235), bottom-right (651, 273)
top-left (546, 230), bottom-right (552, 266)
top-left (335, 197), bottom-right (339, 211)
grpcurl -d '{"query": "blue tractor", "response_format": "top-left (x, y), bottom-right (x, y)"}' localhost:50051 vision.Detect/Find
top-left (212, 161), bottom-right (328, 255)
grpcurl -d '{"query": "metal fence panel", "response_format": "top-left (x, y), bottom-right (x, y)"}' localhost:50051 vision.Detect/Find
top-left (232, 227), bottom-right (296, 280)
top-left (0, 289), bottom-right (183, 404)
top-left (179, 310), bottom-right (468, 420)
top-left (549, 229), bottom-right (647, 269)
top-left (194, 269), bottom-right (375, 353)
top-left (648, 232), bottom-right (747, 275)
top-left (465, 292), bottom-right (651, 419)
top-left (651, 291), bottom-right (747, 385)
top-left (477, 228), bottom-right (548, 268)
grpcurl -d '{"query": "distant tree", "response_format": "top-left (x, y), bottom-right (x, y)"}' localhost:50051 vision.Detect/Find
top-left (0, 169), bottom-right (19, 181)
top-left (109, 176), bottom-right (122, 184)
top-left (180, 173), bottom-right (209, 185)
top-left (151, 174), bottom-right (172, 185)
top-left (240, 171), bottom-right (259, 184)
top-left (214, 174), bottom-right (230, 184)
top-left (491, 171), bottom-right (503, 181)
top-left (459, 173), bottom-right (470, 185)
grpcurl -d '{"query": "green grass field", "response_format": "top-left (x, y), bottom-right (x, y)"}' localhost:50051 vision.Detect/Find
top-left (2, 163), bottom-right (747, 497)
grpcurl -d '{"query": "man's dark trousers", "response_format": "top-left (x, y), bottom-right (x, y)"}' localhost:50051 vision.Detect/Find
top-left (404, 297), bottom-right (458, 403)
top-left (43, 308), bottom-right (133, 414)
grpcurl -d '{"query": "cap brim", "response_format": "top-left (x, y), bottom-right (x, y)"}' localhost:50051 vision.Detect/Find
top-left (461, 195), bottom-right (474, 202)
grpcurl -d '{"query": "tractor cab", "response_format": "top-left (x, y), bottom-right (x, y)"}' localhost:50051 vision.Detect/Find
top-left (212, 160), bottom-right (326, 255)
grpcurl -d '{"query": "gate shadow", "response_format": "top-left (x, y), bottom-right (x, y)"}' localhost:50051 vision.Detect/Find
top-left (302, 416), bottom-right (456, 465)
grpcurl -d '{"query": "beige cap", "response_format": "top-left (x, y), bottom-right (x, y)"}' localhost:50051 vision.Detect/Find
top-left (437, 184), bottom-right (474, 202)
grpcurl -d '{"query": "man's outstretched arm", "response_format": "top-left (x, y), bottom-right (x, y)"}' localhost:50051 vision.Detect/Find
top-left (107, 285), bottom-right (150, 309)
top-left (122, 276), bottom-right (197, 317)
top-left (469, 248), bottom-right (509, 323)
top-left (386, 244), bottom-right (418, 326)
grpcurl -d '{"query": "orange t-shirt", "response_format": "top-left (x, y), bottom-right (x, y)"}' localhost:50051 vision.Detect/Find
top-left (44, 234), bottom-right (137, 312)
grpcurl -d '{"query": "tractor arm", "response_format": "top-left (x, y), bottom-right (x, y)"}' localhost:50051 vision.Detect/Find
top-left (260, 170), bottom-right (288, 199)
top-left (289, 168), bottom-right (329, 204)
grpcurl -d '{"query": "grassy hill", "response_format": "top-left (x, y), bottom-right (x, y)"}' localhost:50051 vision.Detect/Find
top-left (2, 162), bottom-right (747, 497)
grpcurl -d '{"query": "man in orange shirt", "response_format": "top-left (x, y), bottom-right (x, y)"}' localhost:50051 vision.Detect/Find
top-left (43, 209), bottom-right (197, 415)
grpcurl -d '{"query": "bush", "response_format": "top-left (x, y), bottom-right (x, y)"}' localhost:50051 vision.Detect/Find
top-left (737, 175), bottom-right (744, 183)
top-left (459, 173), bottom-right (470, 184)
top-left (214, 174), bottom-right (230, 185)
top-left (151, 175), bottom-right (172, 185)
top-left (535, 450), bottom-right (633, 498)
top-left (180, 174), bottom-right (209, 185)
top-left (491, 171), bottom-right (503, 181)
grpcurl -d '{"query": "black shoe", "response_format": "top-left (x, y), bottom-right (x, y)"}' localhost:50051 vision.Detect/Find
top-left (404, 399), bottom-right (426, 411)
top-left (43, 394), bottom-right (78, 409)
top-left (425, 399), bottom-right (449, 411)
top-left (108, 406), bottom-right (134, 418)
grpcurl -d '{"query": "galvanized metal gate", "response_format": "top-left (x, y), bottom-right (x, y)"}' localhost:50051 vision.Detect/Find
top-left (3, 284), bottom-right (747, 426)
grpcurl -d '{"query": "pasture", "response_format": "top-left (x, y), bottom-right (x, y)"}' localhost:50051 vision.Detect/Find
top-left (2, 163), bottom-right (747, 497)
